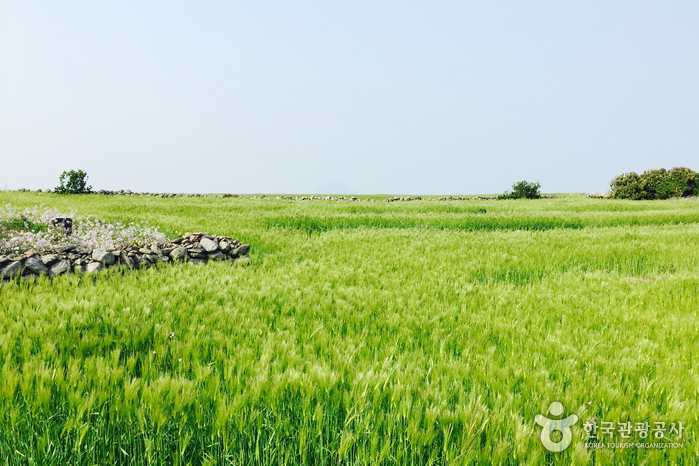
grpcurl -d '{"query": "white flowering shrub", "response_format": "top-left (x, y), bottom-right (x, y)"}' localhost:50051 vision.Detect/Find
top-left (0, 204), bottom-right (166, 255)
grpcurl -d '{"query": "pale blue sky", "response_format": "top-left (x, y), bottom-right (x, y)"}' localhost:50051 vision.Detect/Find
top-left (1, 1), bottom-right (697, 194)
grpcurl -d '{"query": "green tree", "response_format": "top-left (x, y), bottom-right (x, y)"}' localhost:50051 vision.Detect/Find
top-left (55, 170), bottom-right (92, 194)
top-left (609, 172), bottom-right (645, 199)
top-left (498, 181), bottom-right (542, 200)
top-left (639, 168), bottom-right (667, 199)
top-left (658, 167), bottom-right (699, 199)
top-left (609, 167), bottom-right (699, 200)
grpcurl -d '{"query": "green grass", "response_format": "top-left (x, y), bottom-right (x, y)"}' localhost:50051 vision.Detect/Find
top-left (0, 215), bottom-right (48, 236)
top-left (0, 192), bottom-right (698, 465)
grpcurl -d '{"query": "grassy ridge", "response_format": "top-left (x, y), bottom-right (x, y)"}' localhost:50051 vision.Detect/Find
top-left (0, 192), bottom-right (698, 465)
top-left (267, 211), bottom-right (699, 233)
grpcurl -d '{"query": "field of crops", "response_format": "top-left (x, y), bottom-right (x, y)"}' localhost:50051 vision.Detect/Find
top-left (1, 192), bottom-right (698, 465)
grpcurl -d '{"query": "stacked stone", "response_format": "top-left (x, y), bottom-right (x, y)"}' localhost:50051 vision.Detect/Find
top-left (21, 188), bottom-right (212, 197)
top-left (279, 195), bottom-right (360, 201)
top-left (15, 188), bottom-right (524, 201)
top-left (95, 190), bottom-right (184, 198)
top-left (169, 232), bottom-right (250, 266)
top-left (385, 196), bottom-right (423, 202)
top-left (0, 233), bottom-right (250, 282)
top-left (17, 189), bottom-right (509, 201)
top-left (431, 196), bottom-right (498, 201)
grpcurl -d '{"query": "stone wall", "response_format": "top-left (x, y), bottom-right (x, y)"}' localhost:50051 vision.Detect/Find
top-left (9, 189), bottom-right (500, 201)
top-left (0, 232), bottom-right (250, 282)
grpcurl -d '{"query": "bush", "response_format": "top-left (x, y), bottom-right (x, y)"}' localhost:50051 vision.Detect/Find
top-left (498, 181), bottom-right (542, 200)
top-left (609, 167), bottom-right (699, 200)
top-left (55, 170), bottom-right (92, 194)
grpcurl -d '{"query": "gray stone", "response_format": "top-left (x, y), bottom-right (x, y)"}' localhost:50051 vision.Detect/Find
top-left (146, 254), bottom-right (158, 263)
top-left (24, 257), bottom-right (48, 276)
top-left (150, 244), bottom-right (162, 256)
top-left (231, 244), bottom-right (250, 256)
top-left (170, 247), bottom-right (189, 261)
top-left (207, 250), bottom-right (225, 261)
top-left (139, 248), bottom-right (151, 255)
top-left (188, 258), bottom-right (207, 265)
top-left (56, 244), bottom-right (76, 253)
top-left (40, 254), bottom-right (58, 266)
top-left (92, 249), bottom-right (115, 265)
top-left (49, 260), bottom-right (70, 277)
top-left (74, 264), bottom-right (87, 276)
top-left (200, 237), bottom-right (219, 252)
top-left (155, 255), bottom-right (169, 263)
top-left (1, 261), bottom-right (24, 279)
top-left (219, 241), bottom-right (231, 252)
top-left (120, 252), bottom-right (135, 268)
top-left (86, 262), bottom-right (103, 274)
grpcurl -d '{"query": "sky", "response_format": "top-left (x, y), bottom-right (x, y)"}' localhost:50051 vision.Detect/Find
top-left (1, 1), bottom-right (698, 195)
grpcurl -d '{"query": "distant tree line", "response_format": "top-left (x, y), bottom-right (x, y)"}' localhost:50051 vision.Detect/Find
top-left (50, 168), bottom-right (697, 200)
top-left (609, 167), bottom-right (699, 200)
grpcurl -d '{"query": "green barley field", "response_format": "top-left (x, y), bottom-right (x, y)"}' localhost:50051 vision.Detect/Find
top-left (1, 192), bottom-right (698, 465)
